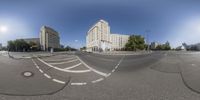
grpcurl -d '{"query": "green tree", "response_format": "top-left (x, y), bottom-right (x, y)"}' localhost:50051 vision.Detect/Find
top-left (7, 41), bottom-right (16, 51)
top-left (7, 39), bottom-right (30, 52)
top-left (125, 35), bottom-right (145, 51)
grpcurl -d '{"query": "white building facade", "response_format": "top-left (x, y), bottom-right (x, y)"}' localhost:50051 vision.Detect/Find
top-left (86, 20), bottom-right (111, 52)
top-left (111, 34), bottom-right (129, 51)
top-left (86, 20), bottom-right (130, 52)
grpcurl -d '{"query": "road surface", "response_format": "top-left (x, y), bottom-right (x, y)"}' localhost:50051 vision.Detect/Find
top-left (0, 51), bottom-right (200, 100)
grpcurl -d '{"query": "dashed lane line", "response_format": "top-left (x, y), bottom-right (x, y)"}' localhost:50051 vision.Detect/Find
top-left (71, 82), bottom-right (87, 85)
top-left (112, 69), bottom-right (115, 72)
top-left (36, 65), bottom-right (39, 69)
top-left (191, 64), bottom-right (196, 66)
top-left (105, 55), bottom-right (125, 78)
top-left (39, 69), bottom-right (44, 73)
top-left (76, 56), bottom-right (108, 77)
top-left (49, 59), bottom-right (79, 65)
top-left (44, 73), bottom-right (51, 79)
top-left (37, 58), bottom-right (91, 73)
top-left (32, 59), bottom-right (66, 85)
top-left (64, 63), bottom-right (82, 70)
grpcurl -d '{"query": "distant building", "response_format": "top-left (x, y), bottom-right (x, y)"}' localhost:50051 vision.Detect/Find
top-left (183, 43), bottom-right (200, 51)
top-left (86, 19), bottom-right (130, 52)
top-left (176, 45), bottom-right (186, 51)
top-left (150, 42), bottom-right (159, 50)
top-left (197, 43), bottom-right (200, 50)
top-left (111, 34), bottom-right (129, 51)
top-left (0, 43), bottom-right (2, 50)
top-left (40, 26), bottom-right (60, 51)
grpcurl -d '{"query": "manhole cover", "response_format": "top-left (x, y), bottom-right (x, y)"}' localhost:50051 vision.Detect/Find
top-left (22, 71), bottom-right (34, 77)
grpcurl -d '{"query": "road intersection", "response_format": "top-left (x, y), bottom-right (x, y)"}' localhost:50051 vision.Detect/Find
top-left (1, 51), bottom-right (200, 100)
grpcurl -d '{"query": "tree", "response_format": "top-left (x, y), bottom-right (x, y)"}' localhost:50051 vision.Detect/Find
top-left (125, 35), bottom-right (145, 51)
top-left (7, 41), bottom-right (16, 51)
top-left (7, 39), bottom-right (31, 52)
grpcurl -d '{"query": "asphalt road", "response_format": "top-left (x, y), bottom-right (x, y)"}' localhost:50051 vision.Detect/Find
top-left (0, 51), bottom-right (200, 100)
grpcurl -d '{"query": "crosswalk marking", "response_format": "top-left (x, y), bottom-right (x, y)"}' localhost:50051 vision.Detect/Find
top-left (49, 59), bottom-right (78, 65)
top-left (44, 57), bottom-right (76, 62)
top-left (64, 63), bottom-right (82, 70)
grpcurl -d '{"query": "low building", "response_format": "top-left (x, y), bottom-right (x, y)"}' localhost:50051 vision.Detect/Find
top-left (111, 34), bottom-right (129, 51)
top-left (182, 43), bottom-right (200, 51)
top-left (197, 43), bottom-right (200, 50)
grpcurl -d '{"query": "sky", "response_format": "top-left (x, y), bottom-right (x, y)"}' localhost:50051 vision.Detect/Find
top-left (0, 0), bottom-right (200, 48)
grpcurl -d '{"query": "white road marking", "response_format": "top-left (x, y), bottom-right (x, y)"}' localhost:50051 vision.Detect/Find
top-left (53, 67), bottom-right (91, 73)
top-left (76, 56), bottom-right (108, 77)
top-left (38, 57), bottom-right (92, 73)
top-left (32, 59), bottom-right (67, 85)
top-left (105, 73), bottom-right (111, 77)
top-left (37, 58), bottom-right (54, 68)
top-left (39, 69), bottom-right (44, 73)
top-left (71, 82), bottom-right (87, 85)
top-left (115, 66), bottom-right (118, 69)
top-left (44, 73), bottom-right (51, 79)
top-left (92, 78), bottom-right (104, 83)
top-left (36, 66), bottom-right (39, 69)
top-left (44, 57), bottom-right (76, 62)
top-left (64, 63), bottom-right (82, 70)
top-left (52, 79), bottom-right (66, 84)
top-left (49, 59), bottom-right (78, 65)
top-left (112, 69), bottom-right (115, 72)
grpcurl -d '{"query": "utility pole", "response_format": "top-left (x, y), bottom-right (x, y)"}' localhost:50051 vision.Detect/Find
top-left (145, 29), bottom-right (151, 52)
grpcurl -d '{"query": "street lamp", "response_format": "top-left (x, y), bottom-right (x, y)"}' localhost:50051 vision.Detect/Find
top-left (145, 29), bottom-right (151, 52)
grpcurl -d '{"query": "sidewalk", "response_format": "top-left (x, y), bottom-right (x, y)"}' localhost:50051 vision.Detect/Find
top-left (8, 51), bottom-right (75, 59)
top-left (92, 51), bottom-right (153, 55)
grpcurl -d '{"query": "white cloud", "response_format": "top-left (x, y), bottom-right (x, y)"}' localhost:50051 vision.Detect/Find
top-left (75, 40), bottom-right (79, 42)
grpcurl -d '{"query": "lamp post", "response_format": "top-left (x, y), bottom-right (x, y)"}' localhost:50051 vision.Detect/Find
top-left (145, 29), bottom-right (151, 52)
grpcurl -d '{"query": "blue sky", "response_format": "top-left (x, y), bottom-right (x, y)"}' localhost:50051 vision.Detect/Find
top-left (0, 0), bottom-right (200, 48)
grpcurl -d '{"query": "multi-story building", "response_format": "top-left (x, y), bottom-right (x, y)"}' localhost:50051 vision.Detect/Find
top-left (111, 34), bottom-right (129, 51)
top-left (86, 19), bottom-right (130, 52)
top-left (86, 20), bottom-right (111, 52)
top-left (40, 26), bottom-right (60, 51)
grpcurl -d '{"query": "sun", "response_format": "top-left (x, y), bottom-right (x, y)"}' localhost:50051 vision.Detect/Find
top-left (0, 26), bottom-right (8, 33)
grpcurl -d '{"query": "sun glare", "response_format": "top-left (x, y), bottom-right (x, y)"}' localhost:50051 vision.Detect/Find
top-left (0, 26), bottom-right (8, 33)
